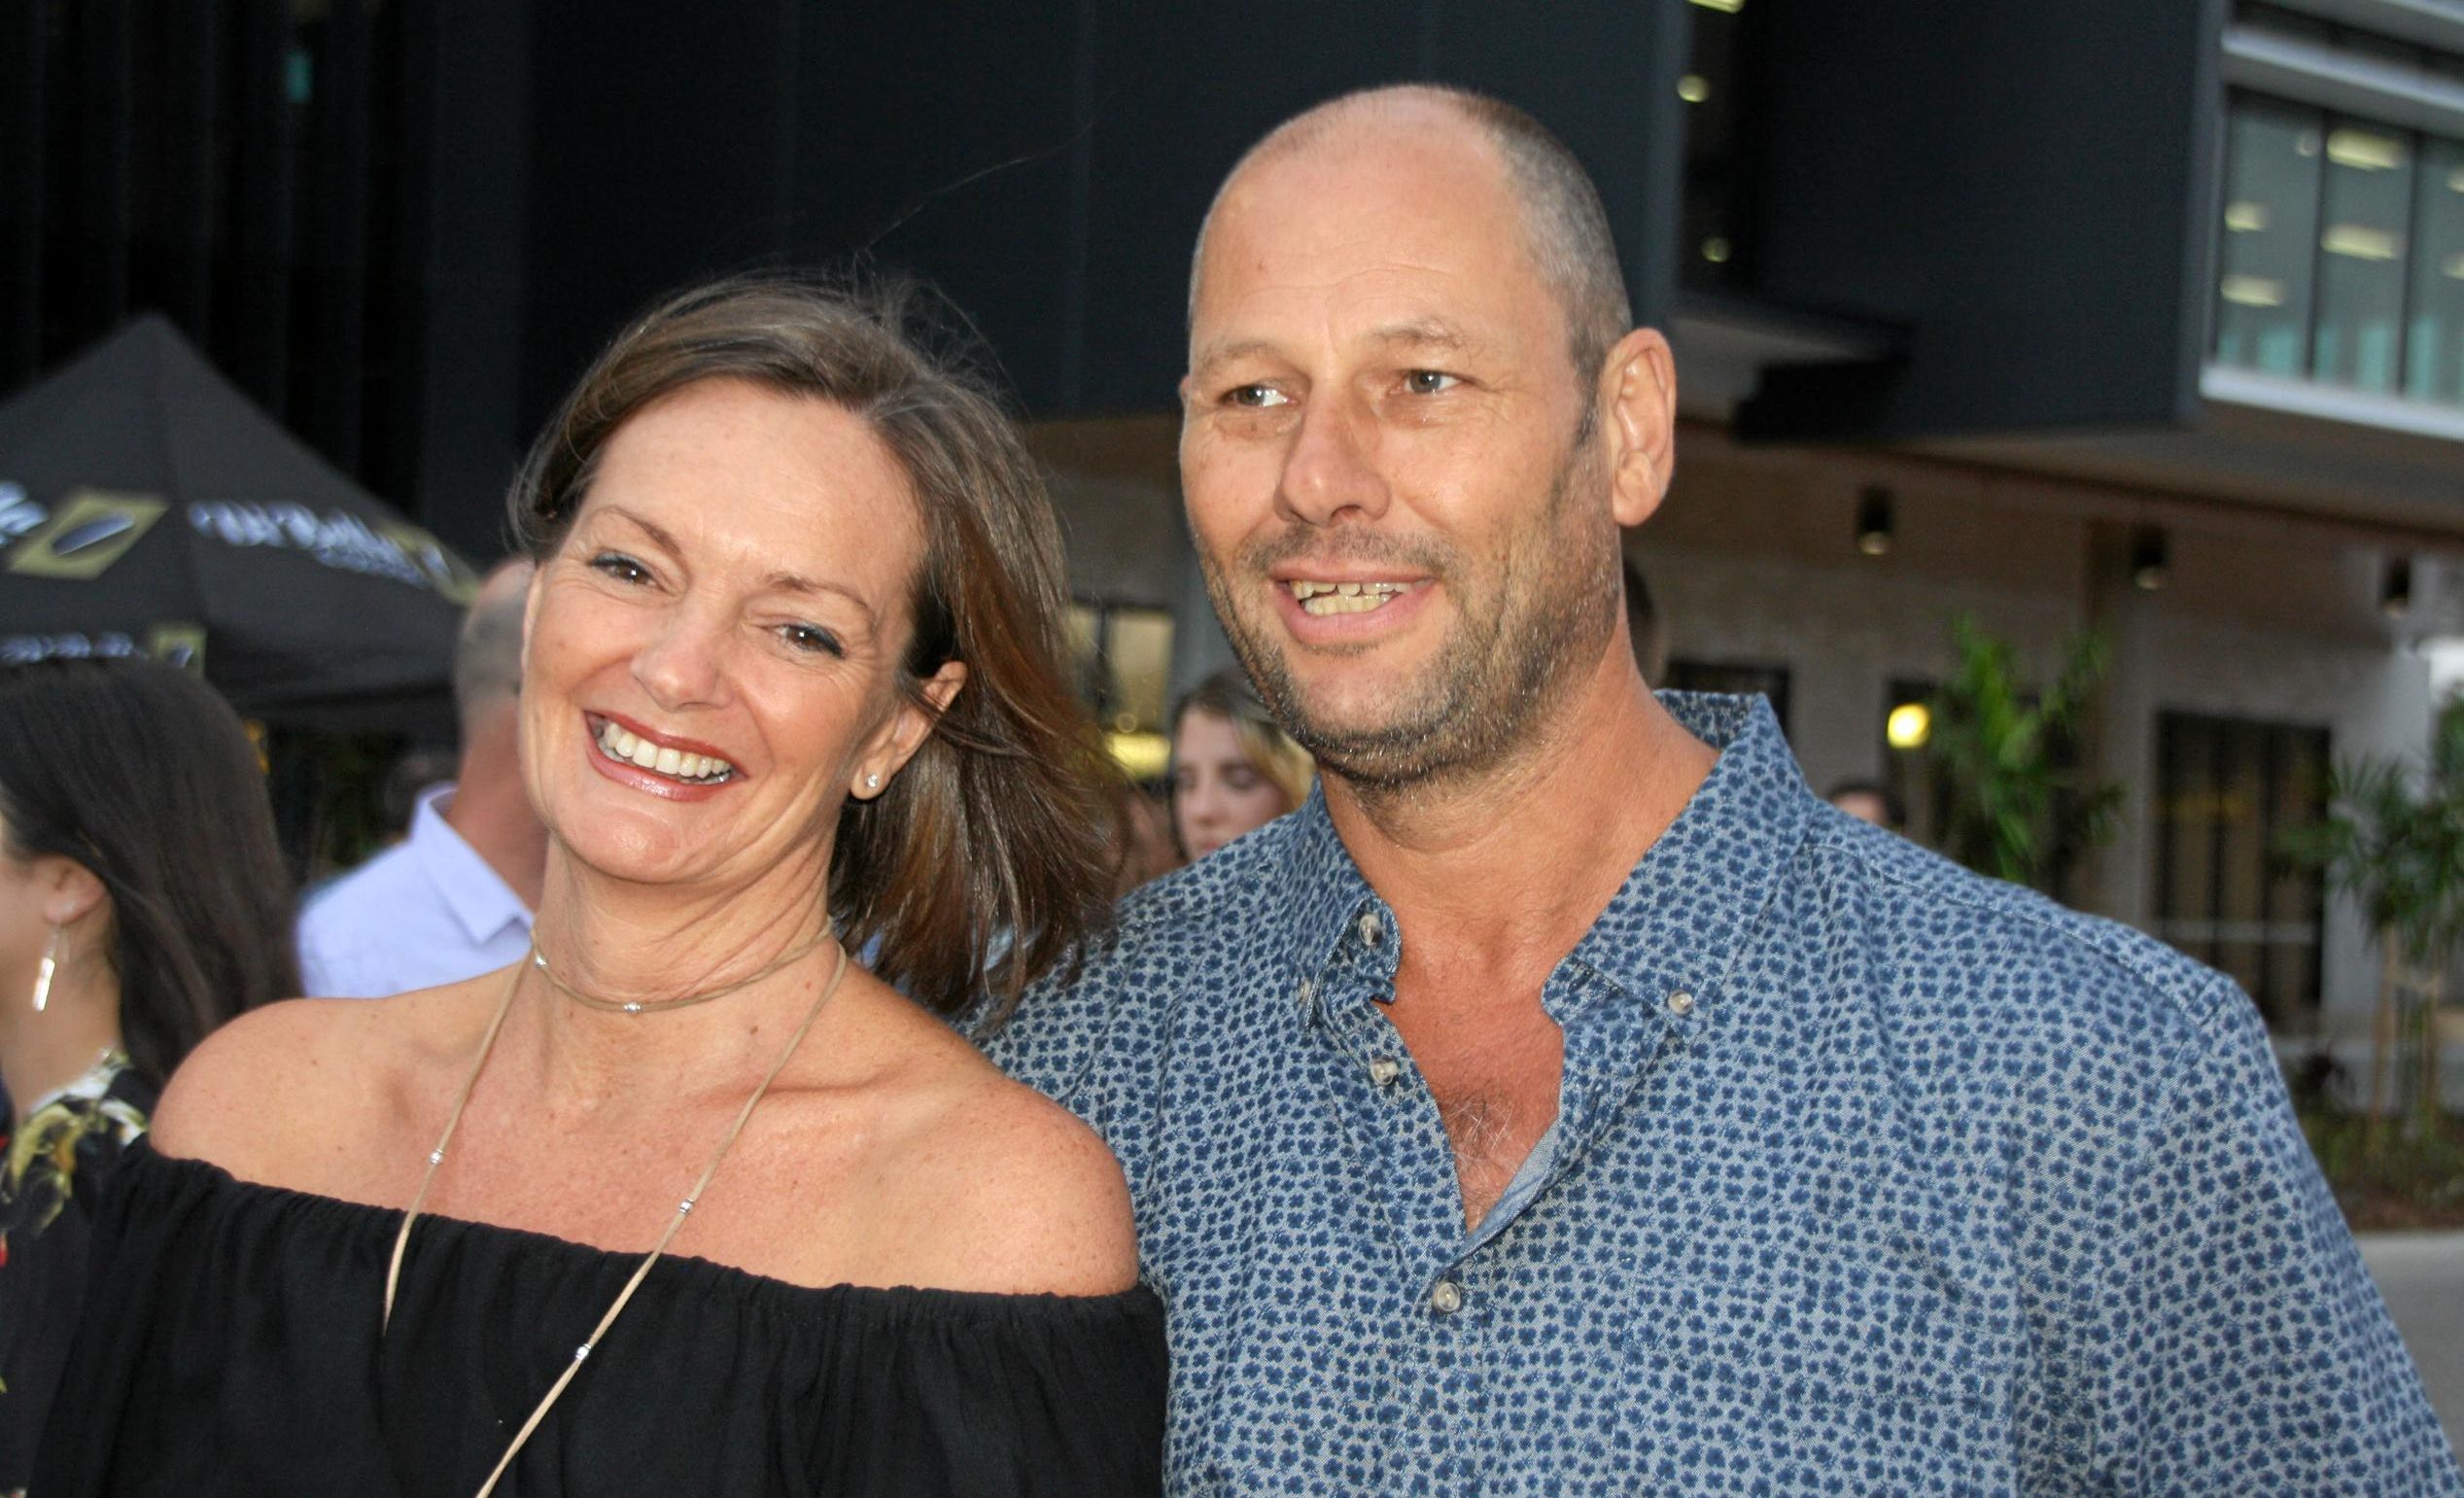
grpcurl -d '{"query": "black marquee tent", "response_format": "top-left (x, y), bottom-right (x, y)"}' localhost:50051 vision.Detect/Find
top-left (0, 315), bottom-right (476, 733)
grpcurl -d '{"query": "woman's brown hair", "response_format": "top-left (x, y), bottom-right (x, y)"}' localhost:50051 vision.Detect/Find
top-left (508, 272), bottom-right (1118, 1023)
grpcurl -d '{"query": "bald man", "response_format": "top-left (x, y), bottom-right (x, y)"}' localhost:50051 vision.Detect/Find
top-left (991, 87), bottom-right (2456, 1494)
top-left (297, 558), bottom-right (546, 997)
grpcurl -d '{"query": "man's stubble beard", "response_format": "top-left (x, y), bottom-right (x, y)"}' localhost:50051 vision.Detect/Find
top-left (1198, 435), bottom-right (1621, 799)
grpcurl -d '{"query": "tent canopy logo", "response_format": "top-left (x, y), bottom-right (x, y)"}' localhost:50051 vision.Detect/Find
top-left (0, 482), bottom-right (45, 541)
top-left (6, 490), bottom-right (168, 579)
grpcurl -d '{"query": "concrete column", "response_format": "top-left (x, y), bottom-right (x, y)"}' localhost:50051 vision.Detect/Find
top-left (2082, 521), bottom-right (2156, 927)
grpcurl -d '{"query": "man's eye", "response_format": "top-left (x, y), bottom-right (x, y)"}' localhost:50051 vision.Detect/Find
top-left (1403, 370), bottom-right (1461, 396)
top-left (589, 552), bottom-right (650, 584)
top-left (779, 623), bottom-right (845, 658)
top-left (1227, 384), bottom-right (1292, 409)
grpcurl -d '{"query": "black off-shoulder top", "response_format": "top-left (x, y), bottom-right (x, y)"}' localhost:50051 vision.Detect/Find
top-left (35, 1142), bottom-right (1165, 1496)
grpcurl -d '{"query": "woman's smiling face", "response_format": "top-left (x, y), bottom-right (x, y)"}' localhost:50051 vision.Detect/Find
top-left (520, 377), bottom-right (958, 891)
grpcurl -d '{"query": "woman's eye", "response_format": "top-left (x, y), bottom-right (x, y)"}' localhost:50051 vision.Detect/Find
top-left (1224, 767), bottom-right (1263, 792)
top-left (1227, 384), bottom-right (1291, 409)
top-left (588, 552), bottom-right (652, 584)
top-left (779, 623), bottom-right (845, 658)
top-left (1403, 370), bottom-right (1460, 396)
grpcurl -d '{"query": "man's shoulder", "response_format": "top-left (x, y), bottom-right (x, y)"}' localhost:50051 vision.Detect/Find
top-left (1117, 822), bottom-right (1304, 971)
top-left (991, 822), bottom-right (1301, 1084)
top-left (1798, 804), bottom-right (2239, 1055)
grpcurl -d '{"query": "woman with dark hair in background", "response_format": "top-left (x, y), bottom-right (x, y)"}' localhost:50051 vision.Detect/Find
top-left (1169, 667), bottom-right (1313, 861)
top-left (38, 275), bottom-right (1162, 1496)
top-left (0, 657), bottom-right (297, 1494)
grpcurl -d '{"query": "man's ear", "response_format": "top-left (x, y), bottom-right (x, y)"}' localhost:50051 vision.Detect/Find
top-left (851, 661), bottom-right (969, 800)
top-left (1597, 328), bottom-right (1677, 528)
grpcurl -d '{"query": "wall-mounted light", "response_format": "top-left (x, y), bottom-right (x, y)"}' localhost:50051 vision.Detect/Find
top-left (2382, 556), bottom-right (2414, 619)
top-left (2131, 526), bottom-right (2169, 591)
top-left (1855, 486), bottom-right (1894, 557)
top-left (1886, 702), bottom-right (1931, 749)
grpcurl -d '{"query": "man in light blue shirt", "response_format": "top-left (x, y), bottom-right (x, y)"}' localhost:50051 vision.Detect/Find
top-left (297, 560), bottom-right (542, 997)
top-left (989, 86), bottom-right (2460, 1493)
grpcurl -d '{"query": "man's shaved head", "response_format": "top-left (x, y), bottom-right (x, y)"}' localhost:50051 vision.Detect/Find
top-left (1192, 85), bottom-right (1632, 391)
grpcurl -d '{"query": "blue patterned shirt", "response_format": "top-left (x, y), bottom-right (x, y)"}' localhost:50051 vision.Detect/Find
top-left (990, 694), bottom-right (2460, 1495)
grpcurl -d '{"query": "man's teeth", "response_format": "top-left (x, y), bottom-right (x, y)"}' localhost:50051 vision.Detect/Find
top-left (1291, 580), bottom-right (1410, 616)
top-left (595, 721), bottom-right (735, 784)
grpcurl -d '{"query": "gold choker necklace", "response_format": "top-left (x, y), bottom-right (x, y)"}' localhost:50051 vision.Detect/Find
top-left (528, 923), bottom-right (836, 1015)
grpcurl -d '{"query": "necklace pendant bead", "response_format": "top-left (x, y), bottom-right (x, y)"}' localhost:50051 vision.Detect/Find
top-left (573, 1343), bottom-right (591, 1362)
top-left (622, 1001), bottom-right (642, 1015)
top-left (677, 1200), bottom-right (695, 1214)
top-left (428, 1150), bottom-right (445, 1166)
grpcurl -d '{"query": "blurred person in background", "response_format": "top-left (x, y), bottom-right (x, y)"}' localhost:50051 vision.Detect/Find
top-left (296, 558), bottom-right (545, 997)
top-left (1110, 781), bottom-right (1182, 896)
top-left (0, 657), bottom-right (297, 1494)
top-left (1825, 778), bottom-right (1904, 831)
top-left (1168, 667), bottom-right (1312, 860)
top-left (38, 276), bottom-right (1160, 1495)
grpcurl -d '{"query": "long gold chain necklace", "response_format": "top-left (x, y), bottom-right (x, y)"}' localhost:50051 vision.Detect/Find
top-left (382, 935), bottom-right (851, 1498)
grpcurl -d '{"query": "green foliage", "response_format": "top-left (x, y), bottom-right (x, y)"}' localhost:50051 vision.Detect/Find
top-left (2298, 1096), bottom-right (2464, 1230)
top-left (1926, 615), bottom-right (2121, 890)
top-left (2276, 694), bottom-right (2464, 1143)
top-left (2277, 697), bottom-right (2464, 967)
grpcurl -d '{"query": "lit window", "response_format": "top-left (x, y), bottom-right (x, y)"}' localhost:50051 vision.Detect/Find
top-left (2215, 98), bottom-right (2325, 377)
top-left (2408, 138), bottom-right (2464, 404)
top-left (2313, 122), bottom-right (2413, 393)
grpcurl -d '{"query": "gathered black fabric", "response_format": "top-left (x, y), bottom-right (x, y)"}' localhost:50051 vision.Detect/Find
top-left (35, 1141), bottom-right (1165, 1496)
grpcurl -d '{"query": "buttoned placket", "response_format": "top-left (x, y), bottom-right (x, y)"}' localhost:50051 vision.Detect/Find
top-left (1301, 897), bottom-right (1509, 1491)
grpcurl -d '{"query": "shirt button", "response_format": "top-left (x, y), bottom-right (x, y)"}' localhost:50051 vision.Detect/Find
top-left (1368, 1057), bottom-right (1402, 1087)
top-left (1667, 990), bottom-right (1695, 1017)
top-left (1430, 1279), bottom-right (1464, 1315)
top-left (1358, 913), bottom-right (1382, 947)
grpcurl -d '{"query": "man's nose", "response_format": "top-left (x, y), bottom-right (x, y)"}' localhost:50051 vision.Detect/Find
top-left (1276, 393), bottom-right (1390, 528)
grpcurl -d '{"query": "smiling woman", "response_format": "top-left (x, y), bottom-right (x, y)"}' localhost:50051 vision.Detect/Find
top-left (34, 277), bottom-right (1159, 1498)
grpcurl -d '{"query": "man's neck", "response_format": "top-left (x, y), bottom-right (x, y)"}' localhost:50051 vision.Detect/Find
top-left (1324, 659), bottom-right (1718, 977)
top-left (441, 713), bottom-right (548, 911)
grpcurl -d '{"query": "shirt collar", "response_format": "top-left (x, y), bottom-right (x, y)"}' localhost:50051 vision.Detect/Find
top-left (406, 783), bottom-right (535, 946)
top-left (1274, 692), bottom-right (1815, 1029)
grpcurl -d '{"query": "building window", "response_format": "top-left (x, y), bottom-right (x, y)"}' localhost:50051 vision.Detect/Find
top-left (1665, 659), bottom-right (1790, 735)
top-left (2407, 136), bottom-right (2464, 404)
top-left (2216, 97), bottom-right (2326, 378)
top-left (1066, 601), bottom-right (1173, 782)
top-left (2214, 91), bottom-right (2464, 408)
top-left (2313, 122), bottom-right (2415, 393)
top-left (2151, 713), bottom-right (2330, 1031)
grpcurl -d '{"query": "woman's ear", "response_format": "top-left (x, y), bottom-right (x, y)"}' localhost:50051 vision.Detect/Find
top-left (851, 662), bottom-right (969, 800)
top-left (37, 855), bottom-right (108, 928)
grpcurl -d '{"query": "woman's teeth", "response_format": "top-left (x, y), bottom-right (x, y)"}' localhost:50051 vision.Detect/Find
top-left (1291, 580), bottom-right (1410, 616)
top-left (595, 720), bottom-right (736, 784)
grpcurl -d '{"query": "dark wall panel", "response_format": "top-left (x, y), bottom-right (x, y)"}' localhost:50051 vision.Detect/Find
top-left (1740, 0), bottom-right (2225, 441)
top-left (794, 1), bottom-right (1086, 409)
top-left (516, 2), bottom-right (1691, 423)
top-left (521, 0), bottom-right (801, 425)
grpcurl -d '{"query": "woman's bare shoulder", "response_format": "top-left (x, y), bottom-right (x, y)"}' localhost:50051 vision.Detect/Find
top-left (148, 976), bottom-right (498, 1194)
top-left (833, 991), bottom-right (1138, 1297)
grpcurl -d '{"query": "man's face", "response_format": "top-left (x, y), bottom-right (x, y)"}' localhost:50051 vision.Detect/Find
top-left (1179, 117), bottom-right (1621, 791)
